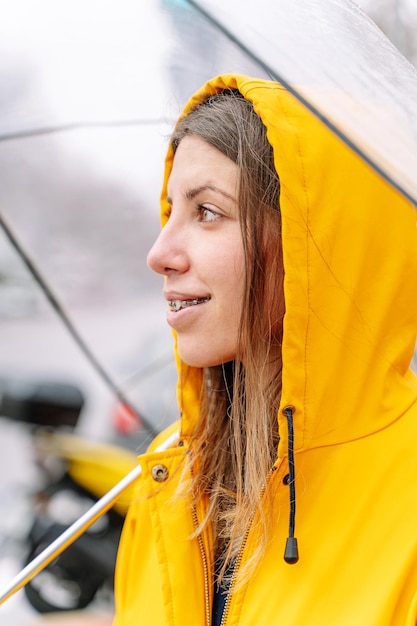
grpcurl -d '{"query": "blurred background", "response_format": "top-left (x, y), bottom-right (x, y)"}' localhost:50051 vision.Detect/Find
top-left (0, 0), bottom-right (416, 624)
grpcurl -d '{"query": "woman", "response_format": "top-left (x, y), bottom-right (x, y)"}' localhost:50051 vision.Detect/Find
top-left (113, 74), bottom-right (417, 625)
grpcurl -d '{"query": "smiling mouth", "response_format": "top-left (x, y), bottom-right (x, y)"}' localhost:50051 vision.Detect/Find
top-left (168, 297), bottom-right (211, 312)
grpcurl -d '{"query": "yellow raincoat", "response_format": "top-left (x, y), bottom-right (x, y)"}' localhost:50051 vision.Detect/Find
top-left (113, 74), bottom-right (417, 625)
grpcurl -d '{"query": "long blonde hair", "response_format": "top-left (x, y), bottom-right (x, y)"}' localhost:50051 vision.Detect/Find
top-left (171, 89), bottom-right (284, 584)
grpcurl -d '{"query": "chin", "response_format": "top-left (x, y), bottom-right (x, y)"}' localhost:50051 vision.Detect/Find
top-left (178, 347), bottom-right (237, 369)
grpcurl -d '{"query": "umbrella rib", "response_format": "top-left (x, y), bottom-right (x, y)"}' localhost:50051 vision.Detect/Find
top-left (0, 117), bottom-right (175, 143)
top-left (187, 0), bottom-right (416, 207)
top-left (0, 211), bottom-right (159, 439)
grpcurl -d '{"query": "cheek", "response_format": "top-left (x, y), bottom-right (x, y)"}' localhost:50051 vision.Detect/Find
top-left (219, 245), bottom-right (246, 316)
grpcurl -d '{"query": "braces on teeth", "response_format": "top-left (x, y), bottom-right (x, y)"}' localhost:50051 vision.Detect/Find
top-left (168, 297), bottom-right (210, 312)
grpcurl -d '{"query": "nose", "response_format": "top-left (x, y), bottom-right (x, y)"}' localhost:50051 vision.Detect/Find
top-left (147, 222), bottom-right (189, 276)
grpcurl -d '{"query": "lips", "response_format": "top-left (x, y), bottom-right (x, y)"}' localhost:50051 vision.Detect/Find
top-left (168, 296), bottom-right (211, 312)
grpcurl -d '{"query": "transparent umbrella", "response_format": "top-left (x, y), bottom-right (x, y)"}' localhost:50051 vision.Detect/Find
top-left (0, 0), bottom-right (271, 440)
top-left (0, 0), bottom-right (416, 420)
top-left (0, 0), bottom-right (416, 606)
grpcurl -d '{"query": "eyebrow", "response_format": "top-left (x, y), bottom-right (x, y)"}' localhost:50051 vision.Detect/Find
top-left (167, 185), bottom-right (237, 205)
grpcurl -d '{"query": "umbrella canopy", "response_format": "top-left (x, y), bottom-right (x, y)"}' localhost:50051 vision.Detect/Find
top-left (2, 0), bottom-right (416, 199)
top-left (0, 0), bottom-right (271, 440)
top-left (0, 0), bottom-right (416, 611)
top-left (0, 0), bottom-right (416, 438)
top-left (191, 0), bottom-right (417, 204)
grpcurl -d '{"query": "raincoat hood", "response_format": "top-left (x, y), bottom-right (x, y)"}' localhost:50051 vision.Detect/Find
top-left (160, 73), bottom-right (417, 457)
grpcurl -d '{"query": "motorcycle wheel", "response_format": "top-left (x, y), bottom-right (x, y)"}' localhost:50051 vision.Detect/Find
top-left (24, 538), bottom-right (102, 613)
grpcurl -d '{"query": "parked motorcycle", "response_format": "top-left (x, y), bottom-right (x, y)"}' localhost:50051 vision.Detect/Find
top-left (0, 378), bottom-right (149, 613)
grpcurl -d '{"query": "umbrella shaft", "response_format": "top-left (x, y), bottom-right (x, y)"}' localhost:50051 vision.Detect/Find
top-left (0, 464), bottom-right (142, 605)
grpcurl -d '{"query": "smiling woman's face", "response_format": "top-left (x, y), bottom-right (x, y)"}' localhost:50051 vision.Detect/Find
top-left (147, 135), bottom-right (245, 368)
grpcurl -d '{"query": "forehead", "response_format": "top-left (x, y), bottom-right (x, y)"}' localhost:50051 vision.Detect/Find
top-left (168, 135), bottom-right (239, 192)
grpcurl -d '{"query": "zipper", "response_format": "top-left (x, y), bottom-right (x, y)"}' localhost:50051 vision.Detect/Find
top-left (192, 501), bottom-right (211, 626)
top-left (219, 463), bottom-right (280, 626)
top-left (219, 522), bottom-right (251, 626)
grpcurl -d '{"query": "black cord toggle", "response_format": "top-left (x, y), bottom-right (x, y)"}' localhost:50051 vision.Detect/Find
top-left (282, 405), bottom-right (299, 564)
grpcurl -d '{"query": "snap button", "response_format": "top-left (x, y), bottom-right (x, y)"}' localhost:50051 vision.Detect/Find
top-left (283, 473), bottom-right (290, 485)
top-left (151, 464), bottom-right (169, 482)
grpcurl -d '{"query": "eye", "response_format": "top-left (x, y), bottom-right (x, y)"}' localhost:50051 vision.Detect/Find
top-left (197, 205), bottom-right (220, 222)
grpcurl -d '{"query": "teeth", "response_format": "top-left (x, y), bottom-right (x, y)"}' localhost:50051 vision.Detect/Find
top-left (168, 297), bottom-right (210, 312)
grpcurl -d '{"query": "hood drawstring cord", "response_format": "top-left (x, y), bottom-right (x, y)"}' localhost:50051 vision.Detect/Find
top-left (283, 405), bottom-right (299, 564)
